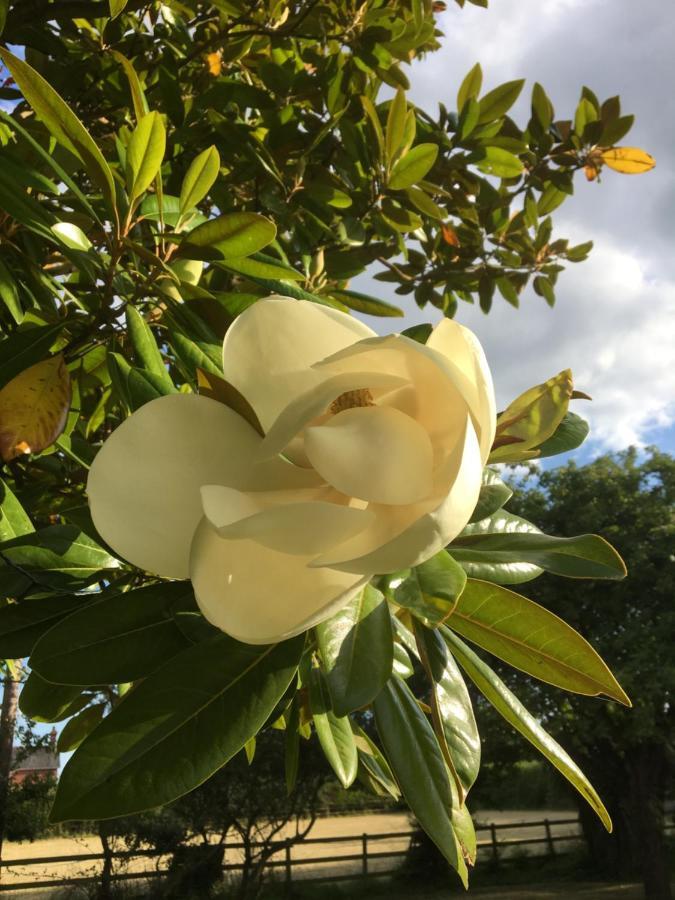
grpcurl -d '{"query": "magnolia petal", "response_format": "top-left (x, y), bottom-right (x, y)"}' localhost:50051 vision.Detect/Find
top-left (200, 485), bottom-right (374, 554)
top-left (259, 369), bottom-right (407, 460)
top-left (305, 406), bottom-right (434, 505)
top-left (222, 296), bottom-right (376, 431)
top-left (190, 517), bottom-right (368, 643)
top-left (87, 394), bottom-right (312, 579)
top-left (312, 416), bottom-right (482, 574)
top-left (425, 319), bottom-right (496, 462)
top-left (314, 334), bottom-right (468, 453)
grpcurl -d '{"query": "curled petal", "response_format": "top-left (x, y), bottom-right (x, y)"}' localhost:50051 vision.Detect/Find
top-left (311, 416), bottom-right (483, 574)
top-left (305, 406), bottom-right (434, 505)
top-left (222, 296), bottom-right (376, 432)
top-left (200, 485), bottom-right (374, 554)
top-left (87, 394), bottom-right (315, 579)
top-left (190, 517), bottom-right (367, 643)
top-left (425, 318), bottom-right (496, 462)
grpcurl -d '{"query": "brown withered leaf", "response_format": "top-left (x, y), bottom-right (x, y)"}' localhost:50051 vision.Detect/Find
top-left (0, 354), bottom-right (71, 462)
top-left (196, 368), bottom-right (264, 436)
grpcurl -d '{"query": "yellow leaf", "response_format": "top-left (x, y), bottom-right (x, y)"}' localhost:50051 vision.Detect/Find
top-left (489, 369), bottom-right (574, 463)
top-left (601, 147), bottom-right (655, 175)
top-left (0, 355), bottom-right (71, 462)
top-left (206, 52), bottom-right (222, 77)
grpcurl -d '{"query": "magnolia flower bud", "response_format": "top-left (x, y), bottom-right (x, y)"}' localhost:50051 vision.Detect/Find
top-left (87, 296), bottom-right (495, 644)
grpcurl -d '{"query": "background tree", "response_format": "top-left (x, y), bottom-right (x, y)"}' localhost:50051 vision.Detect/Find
top-left (501, 449), bottom-right (675, 900)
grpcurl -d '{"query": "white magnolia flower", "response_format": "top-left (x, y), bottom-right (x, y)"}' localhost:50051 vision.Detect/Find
top-left (88, 296), bottom-right (495, 644)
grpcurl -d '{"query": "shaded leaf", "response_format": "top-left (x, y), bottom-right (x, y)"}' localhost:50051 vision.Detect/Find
top-left (309, 668), bottom-right (358, 788)
top-left (57, 704), bottom-right (106, 752)
top-left (393, 550), bottom-right (467, 627)
top-left (0, 324), bottom-right (65, 392)
top-left (51, 633), bottom-right (304, 821)
top-left (0, 593), bottom-right (86, 659)
top-left (469, 468), bottom-right (513, 523)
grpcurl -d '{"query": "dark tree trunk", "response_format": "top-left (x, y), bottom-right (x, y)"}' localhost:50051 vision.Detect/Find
top-left (97, 823), bottom-right (114, 900)
top-left (577, 741), bottom-right (672, 900)
top-left (0, 672), bottom-right (20, 879)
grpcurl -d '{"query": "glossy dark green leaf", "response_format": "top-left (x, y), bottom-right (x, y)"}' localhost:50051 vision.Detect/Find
top-left (477, 79), bottom-right (525, 123)
top-left (352, 723), bottom-right (400, 800)
top-left (328, 289), bottom-right (403, 318)
top-left (451, 523), bottom-right (626, 581)
top-left (316, 584), bottom-right (393, 717)
top-left (30, 582), bottom-right (194, 685)
top-left (308, 668), bottom-right (358, 788)
top-left (19, 672), bottom-right (89, 723)
top-left (374, 676), bottom-right (467, 885)
top-left (393, 550), bottom-right (467, 626)
top-left (57, 703), bottom-right (106, 752)
top-left (51, 633), bottom-right (304, 821)
top-left (179, 146), bottom-right (220, 216)
top-left (450, 510), bottom-right (543, 584)
top-left (217, 253), bottom-right (303, 281)
top-left (537, 411), bottom-right (590, 458)
top-left (0, 593), bottom-right (86, 658)
top-left (0, 324), bottom-right (65, 391)
top-left (385, 88), bottom-right (407, 164)
top-left (1, 525), bottom-right (121, 591)
top-left (169, 332), bottom-right (221, 378)
top-left (0, 49), bottom-right (116, 216)
top-left (469, 468), bottom-right (513, 523)
top-left (442, 629), bottom-right (612, 832)
top-left (476, 147), bottom-right (523, 178)
top-left (181, 213), bottom-right (276, 258)
top-left (448, 579), bottom-right (630, 703)
top-left (108, 352), bottom-right (175, 411)
top-left (389, 143), bottom-right (438, 190)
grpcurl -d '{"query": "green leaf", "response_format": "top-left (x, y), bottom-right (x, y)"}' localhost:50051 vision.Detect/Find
top-left (477, 79), bottom-right (525, 124)
top-left (108, 352), bottom-right (175, 412)
top-left (373, 676), bottom-right (467, 885)
top-left (352, 724), bottom-right (400, 800)
top-left (0, 324), bottom-right (65, 392)
top-left (125, 307), bottom-right (174, 392)
top-left (450, 510), bottom-right (543, 584)
top-left (361, 95), bottom-right (385, 161)
top-left (109, 0), bottom-right (129, 18)
top-left (457, 62), bottom-right (483, 112)
top-left (110, 51), bottom-right (149, 122)
top-left (469, 468), bottom-right (513, 524)
top-left (316, 584), bottom-right (393, 717)
top-left (537, 411), bottom-right (590, 458)
top-left (30, 582), bottom-right (193, 686)
top-left (328, 289), bottom-right (403, 318)
top-left (388, 143), bottom-right (438, 190)
top-left (216, 252), bottom-right (304, 281)
top-left (447, 579), bottom-right (630, 704)
top-left (0, 593), bottom-right (86, 659)
top-left (442, 629), bottom-right (612, 832)
top-left (393, 550), bottom-right (467, 627)
top-left (0, 478), bottom-right (34, 541)
top-left (385, 88), bottom-right (407, 165)
top-left (181, 213), bottom-right (276, 258)
top-left (126, 112), bottom-right (166, 203)
top-left (0, 49), bottom-right (117, 218)
top-left (476, 147), bottom-right (523, 178)
top-left (531, 82), bottom-right (554, 130)
top-left (0, 0), bottom-right (8, 36)
top-left (451, 526), bottom-right (627, 581)
top-left (19, 672), bottom-right (87, 723)
top-left (57, 704), bottom-right (106, 752)
top-left (51, 222), bottom-right (93, 252)
top-left (50, 633), bottom-right (304, 821)
top-left (179, 146), bottom-right (221, 216)
top-left (169, 332), bottom-right (221, 378)
top-left (0, 260), bottom-right (22, 324)
top-left (309, 669), bottom-right (358, 788)
top-left (1, 525), bottom-right (121, 591)
top-left (405, 186), bottom-right (444, 219)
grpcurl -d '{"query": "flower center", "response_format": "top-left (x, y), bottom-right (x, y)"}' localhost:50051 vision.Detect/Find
top-left (330, 388), bottom-right (375, 415)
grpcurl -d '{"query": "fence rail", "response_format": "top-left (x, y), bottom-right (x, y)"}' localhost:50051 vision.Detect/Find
top-left (0, 815), bottom-right (629, 893)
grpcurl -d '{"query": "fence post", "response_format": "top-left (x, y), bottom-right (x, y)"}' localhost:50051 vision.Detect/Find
top-left (490, 823), bottom-right (499, 866)
top-left (362, 833), bottom-right (368, 877)
top-left (285, 842), bottom-right (292, 891)
top-left (544, 818), bottom-right (555, 856)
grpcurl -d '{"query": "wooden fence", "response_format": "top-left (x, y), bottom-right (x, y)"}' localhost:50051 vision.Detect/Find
top-left (0, 816), bottom-right (603, 893)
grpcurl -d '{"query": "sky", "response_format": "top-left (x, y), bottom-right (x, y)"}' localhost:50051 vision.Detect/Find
top-left (354, 0), bottom-right (675, 457)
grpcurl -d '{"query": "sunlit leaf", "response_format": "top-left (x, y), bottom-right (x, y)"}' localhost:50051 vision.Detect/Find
top-left (179, 146), bottom-right (221, 216)
top-left (601, 147), bottom-right (655, 174)
top-left (126, 111), bottom-right (166, 203)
